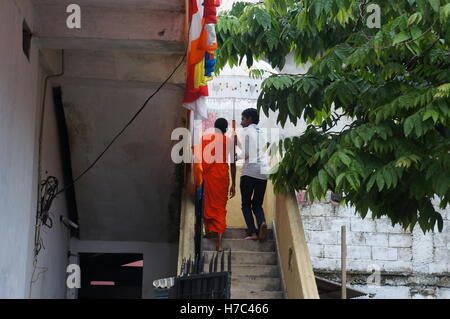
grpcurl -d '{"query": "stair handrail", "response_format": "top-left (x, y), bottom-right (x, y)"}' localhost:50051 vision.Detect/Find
top-left (177, 167), bottom-right (196, 275)
top-left (272, 191), bottom-right (320, 299)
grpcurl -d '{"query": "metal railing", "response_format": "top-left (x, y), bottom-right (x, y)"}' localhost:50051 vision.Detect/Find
top-left (170, 251), bottom-right (232, 299)
top-left (194, 184), bottom-right (205, 257)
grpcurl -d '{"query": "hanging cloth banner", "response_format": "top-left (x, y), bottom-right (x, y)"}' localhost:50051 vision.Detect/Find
top-left (183, 0), bottom-right (220, 121)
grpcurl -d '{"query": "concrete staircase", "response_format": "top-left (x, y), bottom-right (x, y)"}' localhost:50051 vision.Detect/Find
top-left (203, 228), bottom-right (285, 299)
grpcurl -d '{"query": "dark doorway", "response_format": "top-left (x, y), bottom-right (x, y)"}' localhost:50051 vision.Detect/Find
top-left (78, 253), bottom-right (143, 299)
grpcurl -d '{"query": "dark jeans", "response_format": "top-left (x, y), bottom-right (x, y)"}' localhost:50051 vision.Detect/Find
top-left (240, 175), bottom-right (267, 236)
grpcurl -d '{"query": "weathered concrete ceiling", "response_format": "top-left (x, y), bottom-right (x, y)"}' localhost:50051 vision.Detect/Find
top-left (33, 1), bottom-right (186, 53)
top-left (63, 50), bottom-right (186, 84)
top-left (32, 0), bottom-right (185, 11)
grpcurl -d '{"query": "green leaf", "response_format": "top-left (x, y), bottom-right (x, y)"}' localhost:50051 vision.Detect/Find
top-left (338, 152), bottom-right (352, 167)
top-left (404, 117), bottom-right (414, 137)
top-left (307, 152), bottom-right (320, 167)
top-left (346, 174), bottom-right (359, 190)
top-left (376, 173), bottom-right (385, 191)
top-left (393, 32), bottom-right (411, 45)
top-left (315, 0), bottom-right (332, 17)
top-left (382, 168), bottom-right (392, 189)
top-left (366, 174), bottom-right (377, 192)
top-left (311, 177), bottom-right (321, 198)
top-left (265, 29), bottom-right (279, 51)
top-left (318, 170), bottom-right (328, 191)
top-left (428, 0), bottom-right (440, 12)
top-left (336, 172), bottom-right (346, 188)
top-left (407, 12), bottom-right (423, 26)
top-left (287, 93), bottom-right (297, 116)
top-left (410, 26), bottom-right (422, 39)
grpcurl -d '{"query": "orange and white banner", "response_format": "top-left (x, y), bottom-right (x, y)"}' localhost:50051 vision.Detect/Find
top-left (183, 0), bottom-right (220, 120)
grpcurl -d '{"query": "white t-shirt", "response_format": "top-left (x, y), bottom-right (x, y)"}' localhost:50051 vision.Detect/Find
top-left (237, 124), bottom-right (269, 180)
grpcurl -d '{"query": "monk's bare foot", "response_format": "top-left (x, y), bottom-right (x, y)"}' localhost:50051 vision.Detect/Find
top-left (244, 234), bottom-right (258, 240)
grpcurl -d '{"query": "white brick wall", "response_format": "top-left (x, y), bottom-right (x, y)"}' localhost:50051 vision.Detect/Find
top-left (311, 257), bottom-right (338, 270)
top-left (388, 234), bottom-right (412, 248)
top-left (380, 260), bottom-right (412, 272)
top-left (348, 232), bottom-right (366, 245)
top-left (309, 231), bottom-right (338, 245)
top-left (372, 247), bottom-right (398, 261)
top-left (323, 245), bottom-right (341, 259)
top-left (397, 248), bottom-right (413, 261)
top-left (349, 285), bottom-right (450, 299)
top-left (300, 197), bottom-right (450, 279)
top-left (350, 284), bottom-right (450, 299)
top-left (308, 244), bottom-right (324, 258)
top-left (375, 218), bottom-right (406, 233)
top-left (365, 233), bottom-right (389, 247)
top-left (351, 218), bottom-right (376, 232)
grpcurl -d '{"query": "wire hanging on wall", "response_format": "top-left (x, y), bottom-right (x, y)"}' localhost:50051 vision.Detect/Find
top-left (38, 176), bottom-right (59, 229)
top-left (34, 175), bottom-right (59, 258)
top-left (29, 176), bottom-right (59, 297)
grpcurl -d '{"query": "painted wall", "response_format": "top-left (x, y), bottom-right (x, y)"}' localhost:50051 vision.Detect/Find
top-left (0, 0), bottom-right (41, 298)
top-left (0, 0), bottom-right (70, 298)
top-left (28, 62), bottom-right (72, 299)
top-left (59, 80), bottom-right (185, 242)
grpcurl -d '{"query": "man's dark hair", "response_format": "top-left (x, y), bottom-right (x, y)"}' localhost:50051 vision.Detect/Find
top-left (242, 108), bottom-right (260, 125)
top-left (214, 118), bottom-right (228, 134)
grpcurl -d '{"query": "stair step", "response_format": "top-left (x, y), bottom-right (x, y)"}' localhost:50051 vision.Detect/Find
top-left (202, 228), bottom-right (283, 299)
top-left (231, 289), bottom-right (284, 299)
top-left (223, 228), bottom-right (274, 240)
top-left (203, 250), bottom-right (277, 265)
top-left (202, 238), bottom-right (276, 252)
top-left (232, 276), bottom-right (282, 291)
top-left (231, 265), bottom-right (280, 277)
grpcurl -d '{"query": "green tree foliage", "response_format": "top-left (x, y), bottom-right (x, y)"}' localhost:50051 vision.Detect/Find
top-left (216, 0), bottom-right (450, 232)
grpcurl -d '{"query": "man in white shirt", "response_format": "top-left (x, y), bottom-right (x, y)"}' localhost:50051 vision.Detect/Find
top-left (237, 108), bottom-right (269, 242)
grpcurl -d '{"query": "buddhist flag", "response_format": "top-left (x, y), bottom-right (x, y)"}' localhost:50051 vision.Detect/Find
top-left (183, 0), bottom-right (220, 120)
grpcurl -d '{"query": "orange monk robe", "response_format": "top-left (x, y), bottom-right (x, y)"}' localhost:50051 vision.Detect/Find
top-left (195, 133), bottom-right (233, 235)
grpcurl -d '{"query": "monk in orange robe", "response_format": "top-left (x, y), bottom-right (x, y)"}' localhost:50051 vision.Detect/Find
top-left (194, 118), bottom-right (236, 251)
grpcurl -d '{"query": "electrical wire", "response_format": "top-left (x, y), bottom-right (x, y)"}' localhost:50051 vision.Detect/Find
top-left (39, 176), bottom-right (59, 229)
top-left (56, 50), bottom-right (187, 196)
top-left (29, 175), bottom-right (59, 298)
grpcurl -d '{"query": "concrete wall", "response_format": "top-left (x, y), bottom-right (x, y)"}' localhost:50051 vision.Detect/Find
top-left (34, 2), bottom-right (185, 53)
top-left (70, 239), bottom-right (178, 299)
top-left (28, 62), bottom-right (72, 299)
top-left (59, 80), bottom-right (185, 242)
top-left (177, 170), bottom-right (196, 275)
top-left (0, 0), bottom-right (70, 298)
top-left (0, 0), bottom-right (41, 298)
top-left (300, 196), bottom-right (450, 299)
